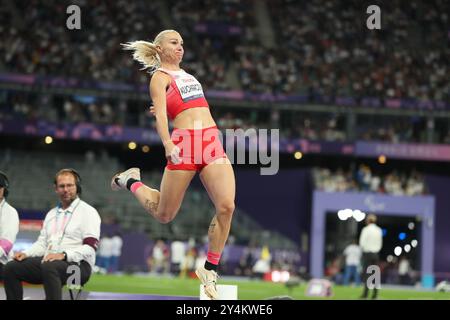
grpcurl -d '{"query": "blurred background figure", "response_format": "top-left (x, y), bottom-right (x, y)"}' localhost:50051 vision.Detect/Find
top-left (398, 256), bottom-right (412, 286)
top-left (359, 214), bottom-right (383, 299)
top-left (252, 245), bottom-right (271, 280)
top-left (110, 232), bottom-right (123, 273)
top-left (235, 241), bottom-right (257, 277)
top-left (148, 239), bottom-right (170, 275)
top-left (170, 240), bottom-right (186, 276)
top-left (180, 244), bottom-right (198, 278)
top-left (343, 240), bottom-right (362, 286)
top-left (0, 171), bottom-right (19, 282)
top-left (325, 256), bottom-right (344, 285)
top-left (97, 235), bottom-right (113, 274)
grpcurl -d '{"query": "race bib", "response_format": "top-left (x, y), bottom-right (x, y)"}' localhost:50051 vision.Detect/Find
top-left (174, 73), bottom-right (205, 102)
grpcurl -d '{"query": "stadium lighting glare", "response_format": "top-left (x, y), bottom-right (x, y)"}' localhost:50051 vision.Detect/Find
top-left (337, 209), bottom-right (353, 221)
top-left (352, 210), bottom-right (366, 222)
top-left (404, 244), bottom-right (411, 253)
top-left (44, 136), bottom-right (53, 144)
top-left (337, 209), bottom-right (366, 222)
top-left (408, 222), bottom-right (415, 230)
top-left (411, 239), bottom-right (418, 248)
top-left (378, 155), bottom-right (387, 164)
top-left (128, 141), bottom-right (137, 150)
top-left (398, 232), bottom-right (406, 241)
top-left (294, 151), bottom-right (303, 160)
top-left (271, 271), bottom-right (281, 282)
top-left (281, 271), bottom-right (290, 283)
top-left (387, 255), bottom-right (394, 263)
top-left (394, 246), bottom-right (402, 256)
top-left (142, 145), bottom-right (150, 153)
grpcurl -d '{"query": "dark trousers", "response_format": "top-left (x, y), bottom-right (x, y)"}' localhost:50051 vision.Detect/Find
top-left (3, 257), bottom-right (91, 300)
top-left (361, 252), bottom-right (380, 299)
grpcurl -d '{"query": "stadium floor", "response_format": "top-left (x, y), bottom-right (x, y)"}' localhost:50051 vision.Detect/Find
top-left (0, 287), bottom-right (197, 300)
top-left (1, 274), bottom-right (449, 300)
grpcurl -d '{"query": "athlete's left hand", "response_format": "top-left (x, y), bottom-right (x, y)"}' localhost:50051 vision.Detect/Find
top-left (167, 144), bottom-right (182, 164)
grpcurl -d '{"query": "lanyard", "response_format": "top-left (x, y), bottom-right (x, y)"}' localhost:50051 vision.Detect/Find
top-left (49, 200), bottom-right (80, 248)
top-left (52, 211), bottom-right (70, 236)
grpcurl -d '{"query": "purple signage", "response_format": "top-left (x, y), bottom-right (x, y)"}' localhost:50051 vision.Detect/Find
top-left (356, 141), bottom-right (450, 162)
top-left (0, 118), bottom-right (160, 145)
top-left (281, 138), bottom-right (354, 156)
top-left (2, 117), bottom-right (450, 162)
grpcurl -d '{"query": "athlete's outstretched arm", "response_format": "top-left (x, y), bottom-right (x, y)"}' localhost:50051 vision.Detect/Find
top-left (150, 72), bottom-right (171, 145)
top-left (150, 72), bottom-right (180, 163)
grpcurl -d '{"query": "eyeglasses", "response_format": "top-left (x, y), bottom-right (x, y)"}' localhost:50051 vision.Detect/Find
top-left (57, 183), bottom-right (76, 189)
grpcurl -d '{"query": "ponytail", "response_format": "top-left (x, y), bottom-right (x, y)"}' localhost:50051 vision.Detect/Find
top-left (121, 40), bottom-right (161, 73)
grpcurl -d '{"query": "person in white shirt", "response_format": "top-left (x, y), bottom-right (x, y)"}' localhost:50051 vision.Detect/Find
top-left (398, 256), bottom-right (411, 285)
top-left (110, 233), bottom-right (123, 273)
top-left (342, 240), bottom-right (362, 286)
top-left (149, 239), bottom-right (170, 274)
top-left (359, 214), bottom-right (383, 299)
top-left (0, 171), bottom-right (19, 281)
top-left (170, 240), bottom-right (186, 275)
top-left (96, 235), bottom-right (113, 272)
top-left (3, 169), bottom-right (101, 300)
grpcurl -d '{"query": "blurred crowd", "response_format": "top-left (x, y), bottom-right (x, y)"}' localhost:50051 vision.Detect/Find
top-left (0, 0), bottom-right (448, 102)
top-left (262, 0), bottom-right (448, 101)
top-left (1, 1), bottom-right (159, 84)
top-left (313, 164), bottom-right (426, 196)
top-left (327, 245), bottom-right (418, 286)
top-left (1, 0), bottom-right (449, 144)
top-left (159, 238), bottom-right (302, 279)
top-left (99, 235), bottom-right (303, 279)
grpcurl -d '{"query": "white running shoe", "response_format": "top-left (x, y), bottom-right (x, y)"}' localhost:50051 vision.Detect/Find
top-left (195, 266), bottom-right (219, 300)
top-left (111, 167), bottom-right (141, 191)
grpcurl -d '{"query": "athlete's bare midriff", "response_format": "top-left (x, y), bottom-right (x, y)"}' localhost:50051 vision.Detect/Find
top-left (172, 107), bottom-right (216, 129)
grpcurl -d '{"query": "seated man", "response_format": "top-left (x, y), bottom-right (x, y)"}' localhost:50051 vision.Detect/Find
top-left (0, 171), bottom-right (19, 280)
top-left (3, 169), bottom-right (101, 300)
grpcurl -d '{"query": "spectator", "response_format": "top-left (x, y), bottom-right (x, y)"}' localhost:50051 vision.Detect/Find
top-left (148, 239), bottom-right (170, 274)
top-left (342, 240), bottom-right (362, 286)
top-left (97, 235), bottom-right (113, 273)
top-left (110, 232), bottom-right (123, 273)
top-left (359, 214), bottom-right (383, 299)
top-left (2, 169), bottom-right (101, 300)
top-left (252, 245), bottom-right (271, 279)
top-left (0, 171), bottom-right (19, 282)
top-left (398, 256), bottom-right (412, 285)
top-left (170, 240), bottom-right (186, 276)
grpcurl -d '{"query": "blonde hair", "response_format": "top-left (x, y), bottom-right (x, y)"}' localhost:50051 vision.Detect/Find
top-left (121, 29), bottom-right (179, 73)
top-left (367, 214), bottom-right (377, 224)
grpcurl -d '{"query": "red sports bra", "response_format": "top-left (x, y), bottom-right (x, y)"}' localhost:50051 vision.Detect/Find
top-left (157, 68), bottom-right (209, 120)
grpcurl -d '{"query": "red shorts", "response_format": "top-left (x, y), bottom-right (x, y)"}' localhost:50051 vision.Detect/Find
top-left (166, 126), bottom-right (227, 171)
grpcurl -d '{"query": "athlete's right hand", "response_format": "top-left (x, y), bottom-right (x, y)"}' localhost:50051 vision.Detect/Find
top-left (165, 142), bottom-right (182, 164)
top-left (14, 252), bottom-right (28, 261)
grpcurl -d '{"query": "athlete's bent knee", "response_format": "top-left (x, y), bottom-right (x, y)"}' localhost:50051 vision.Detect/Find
top-left (156, 210), bottom-right (177, 224)
top-left (217, 201), bottom-right (235, 218)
